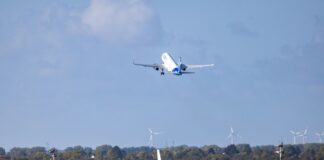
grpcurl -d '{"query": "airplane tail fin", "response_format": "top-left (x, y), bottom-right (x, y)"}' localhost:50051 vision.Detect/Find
top-left (157, 149), bottom-right (162, 160)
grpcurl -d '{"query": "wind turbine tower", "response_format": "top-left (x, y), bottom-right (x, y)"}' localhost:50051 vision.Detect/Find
top-left (227, 127), bottom-right (241, 145)
top-left (315, 132), bottom-right (324, 143)
top-left (297, 129), bottom-right (308, 144)
top-left (148, 128), bottom-right (161, 147)
top-left (289, 130), bottom-right (298, 144)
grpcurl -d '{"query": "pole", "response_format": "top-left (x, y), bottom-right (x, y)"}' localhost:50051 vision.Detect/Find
top-left (278, 142), bottom-right (284, 160)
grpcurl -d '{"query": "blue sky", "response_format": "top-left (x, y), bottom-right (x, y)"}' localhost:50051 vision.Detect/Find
top-left (1, 0), bottom-right (324, 150)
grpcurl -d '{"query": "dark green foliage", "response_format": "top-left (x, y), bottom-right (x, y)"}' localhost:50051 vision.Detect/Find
top-left (0, 147), bottom-right (5, 156)
top-left (63, 145), bottom-right (89, 160)
top-left (224, 145), bottom-right (239, 157)
top-left (202, 145), bottom-right (223, 155)
top-left (316, 144), bottom-right (324, 160)
top-left (135, 151), bottom-right (153, 160)
top-left (95, 145), bottom-right (112, 160)
top-left (284, 144), bottom-right (302, 159)
top-left (173, 145), bottom-right (206, 160)
top-left (161, 150), bottom-right (173, 160)
top-left (9, 147), bottom-right (28, 159)
top-left (30, 152), bottom-right (49, 160)
top-left (84, 147), bottom-right (94, 157)
top-left (123, 146), bottom-right (152, 155)
top-left (252, 145), bottom-right (276, 160)
top-left (300, 147), bottom-right (316, 160)
top-left (236, 144), bottom-right (252, 155)
top-left (3, 143), bottom-right (324, 160)
top-left (107, 146), bottom-right (123, 160)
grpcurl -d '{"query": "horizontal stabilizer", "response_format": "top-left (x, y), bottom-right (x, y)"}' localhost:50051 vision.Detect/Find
top-left (186, 64), bottom-right (214, 69)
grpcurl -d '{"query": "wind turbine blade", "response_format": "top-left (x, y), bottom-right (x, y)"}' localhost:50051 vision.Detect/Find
top-left (46, 142), bottom-right (50, 151)
top-left (155, 131), bottom-right (164, 135)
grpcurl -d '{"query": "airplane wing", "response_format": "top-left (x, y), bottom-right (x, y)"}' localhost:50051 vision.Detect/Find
top-left (181, 71), bottom-right (195, 74)
top-left (133, 62), bottom-right (163, 70)
top-left (185, 64), bottom-right (214, 69)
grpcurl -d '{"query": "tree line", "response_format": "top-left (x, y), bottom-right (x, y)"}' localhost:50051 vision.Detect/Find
top-left (1, 143), bottom-right (324, 160)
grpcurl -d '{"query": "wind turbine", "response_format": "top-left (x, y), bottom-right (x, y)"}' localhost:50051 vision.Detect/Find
top-left (315, 132), bottom-right (324, 143)
top-left (46, 142), bottom-right (49, 152)
top-left (148, 128), bottom-right (162, 147)
top-left (290, 130), bottom-right (299, 144)
top-left (227, 126), bottom-right (241, 145)
top-left (297, 129), bottom-right (308, 144)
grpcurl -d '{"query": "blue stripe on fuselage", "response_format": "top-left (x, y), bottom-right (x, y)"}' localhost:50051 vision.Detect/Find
top-left (172, 67), bottom-right (182, 75)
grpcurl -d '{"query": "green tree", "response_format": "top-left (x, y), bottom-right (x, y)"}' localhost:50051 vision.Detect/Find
top-left (224, 145), bottom-right (239, 157)
top-left (186, 147), bottom-right (206, 159)
top-left (9, 147), bottom-right (28, 159)
top-left (202, 145), bottom-right (223, 155)
top-left (160, 150), bottom-right (173, 160)
top-left (252, 146), bottom-right (276, 160)
top-left (236, 144), bottom-right (252, 155)
top-left (136, 151), bottom-right (152, 160)
top-left (31, 152), bottom-right (49, 160)
top-left (107, 146), bottom-right (123, 160)
top-left (300, 147), bottom-right (316, 160)
top-left (0, 147), bottom-right (5, 156)
top-left (284, 145), bottom-right (301, 160)
top-left (84, 147), bottom-right (93, 157)
top-left (63, 146), bottom-right (88, 160)
top-left (316, 144), bottom-right (324, 160)
top-left (28, 147), bottom-right (46, 159)
top-left (95, 145), bottom-right (112, 160)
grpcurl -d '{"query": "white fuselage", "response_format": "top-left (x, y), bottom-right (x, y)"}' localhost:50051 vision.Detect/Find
top-left (161, 52), bottom-right (181, 74)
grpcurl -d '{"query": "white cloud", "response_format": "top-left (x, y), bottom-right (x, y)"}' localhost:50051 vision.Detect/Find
top-left (81, 0), bottom-right (162, 44)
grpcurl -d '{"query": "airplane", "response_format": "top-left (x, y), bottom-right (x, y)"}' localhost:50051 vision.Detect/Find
top-left (133, 52), bottom-right (214, 75)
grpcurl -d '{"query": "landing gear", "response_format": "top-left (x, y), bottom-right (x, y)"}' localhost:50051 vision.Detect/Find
top-left (160, 69), bottom-right (165, 75)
